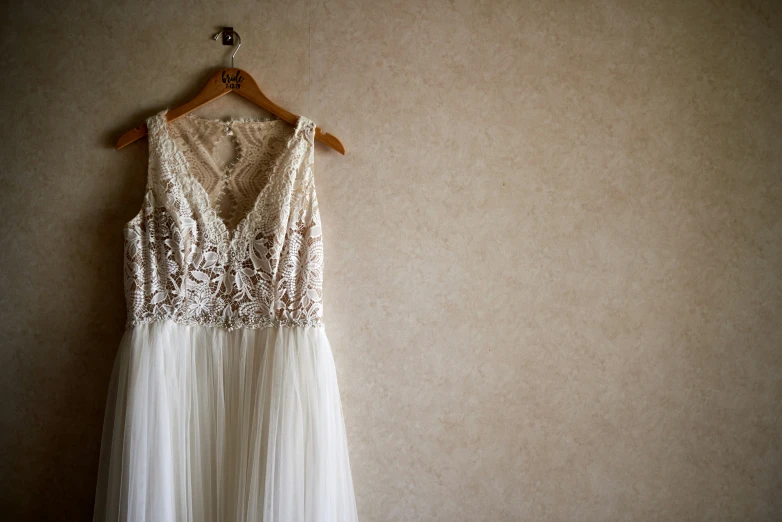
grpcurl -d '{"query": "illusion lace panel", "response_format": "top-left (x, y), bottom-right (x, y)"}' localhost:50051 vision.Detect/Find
top-left (172, 116), bottom-right (286, 232)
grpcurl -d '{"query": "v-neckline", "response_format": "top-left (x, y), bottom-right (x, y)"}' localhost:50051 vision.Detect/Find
top-left (158, 108), bottom-right (311, 245)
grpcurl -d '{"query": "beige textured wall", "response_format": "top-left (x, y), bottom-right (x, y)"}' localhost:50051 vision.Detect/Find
top-left (2, 1), bottom-right (781, 520)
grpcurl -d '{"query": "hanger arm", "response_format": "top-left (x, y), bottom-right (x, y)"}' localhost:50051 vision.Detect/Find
top-left (115, 67), bottom-right (345, 155)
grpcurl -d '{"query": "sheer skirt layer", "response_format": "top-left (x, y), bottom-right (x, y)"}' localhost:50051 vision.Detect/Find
top-left (93, 320), bottom-right (358, 522)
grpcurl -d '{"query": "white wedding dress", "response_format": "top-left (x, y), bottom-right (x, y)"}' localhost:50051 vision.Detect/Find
top-left (93, 108), bottom-right (359, 521)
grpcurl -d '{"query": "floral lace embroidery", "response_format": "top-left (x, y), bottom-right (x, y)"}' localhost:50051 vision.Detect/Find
top-left (122, 108), bottom-right (324, 331)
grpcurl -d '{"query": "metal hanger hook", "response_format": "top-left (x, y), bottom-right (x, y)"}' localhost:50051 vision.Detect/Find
top-left (213, 29), bottom-right (242, 68)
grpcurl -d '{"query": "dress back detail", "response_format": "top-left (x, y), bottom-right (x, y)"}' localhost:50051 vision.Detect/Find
top-left (122, 109), bottom-right (324, 330)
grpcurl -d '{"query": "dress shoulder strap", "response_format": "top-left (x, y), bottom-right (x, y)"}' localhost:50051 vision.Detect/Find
top-left (143, 110), bottom-right (173, 199)
top-left (122, 110), bottom-right (170, 228)
top-left (142, 109), bottom-right (197, 223)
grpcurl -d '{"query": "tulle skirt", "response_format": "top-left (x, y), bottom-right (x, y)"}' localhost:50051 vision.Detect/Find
top-left (93, 319), bottom-right (358, 522)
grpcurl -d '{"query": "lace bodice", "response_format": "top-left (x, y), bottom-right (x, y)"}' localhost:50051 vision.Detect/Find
top-left (122, 108), bottom-right (324, 331)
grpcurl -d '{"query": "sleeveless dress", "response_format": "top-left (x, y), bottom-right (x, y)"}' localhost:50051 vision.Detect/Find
top-left (93, 108), bottom-right (359, 522)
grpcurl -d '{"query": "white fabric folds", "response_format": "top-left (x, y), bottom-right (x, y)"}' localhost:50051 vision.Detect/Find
top-left (93, 320), bottom-right (358, 522)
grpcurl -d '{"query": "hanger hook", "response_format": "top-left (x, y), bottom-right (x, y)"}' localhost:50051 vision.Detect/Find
top-left (213, 29), bottom-right (242, 68)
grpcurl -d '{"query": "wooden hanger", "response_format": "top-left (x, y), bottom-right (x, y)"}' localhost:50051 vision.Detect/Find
top-left (115, 28), bottom-right (345, 154)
